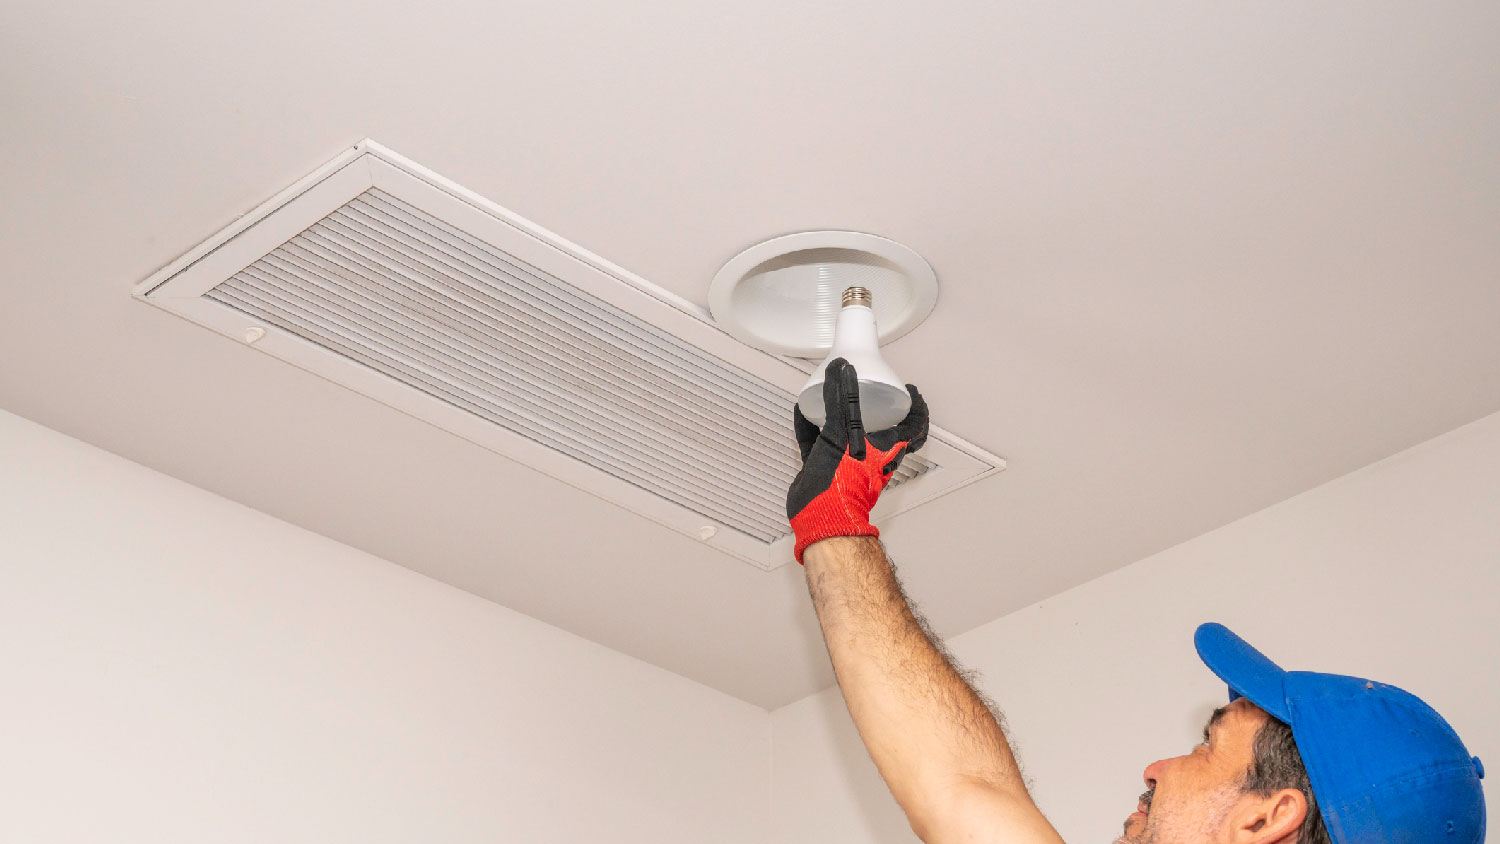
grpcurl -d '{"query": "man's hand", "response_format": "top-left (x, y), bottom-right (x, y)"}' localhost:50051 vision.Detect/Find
top-left (786, 358), bottom-right (928, 563)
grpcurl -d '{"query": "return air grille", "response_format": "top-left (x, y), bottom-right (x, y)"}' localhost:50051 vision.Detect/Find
top-left (135, 140), bottom-right (1003, 569)
top-left (203, 188), bottom-right (933, 543)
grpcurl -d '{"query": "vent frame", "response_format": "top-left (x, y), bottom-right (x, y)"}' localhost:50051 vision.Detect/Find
top-left (133, 139), bottom-right (1006, 570)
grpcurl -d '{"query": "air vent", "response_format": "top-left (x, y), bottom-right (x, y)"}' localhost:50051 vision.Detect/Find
top-left (134, 140), bottom-right (1005, 569)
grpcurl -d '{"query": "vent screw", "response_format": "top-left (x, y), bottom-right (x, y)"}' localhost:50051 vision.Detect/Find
top-left (697, 525), bottom-right (718, 541)
top-left (243, 326), bottom-right (267, 344)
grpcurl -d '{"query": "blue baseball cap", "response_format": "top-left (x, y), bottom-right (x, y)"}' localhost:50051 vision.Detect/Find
top-left (1194, 623), bottom-right (1486, 844)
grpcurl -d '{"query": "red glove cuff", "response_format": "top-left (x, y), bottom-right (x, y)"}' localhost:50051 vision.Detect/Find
top-left (790, 449), bottom-right (901, 563)
top-left (792, 515), bottom-right (880, 564)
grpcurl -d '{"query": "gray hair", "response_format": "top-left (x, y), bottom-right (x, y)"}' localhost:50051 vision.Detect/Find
top-left (1242, 718), bottom-right (1331, 844)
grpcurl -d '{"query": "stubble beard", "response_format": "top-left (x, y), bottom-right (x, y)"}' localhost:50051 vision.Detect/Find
top-left (1111, 786), bottom-right (1240, 844)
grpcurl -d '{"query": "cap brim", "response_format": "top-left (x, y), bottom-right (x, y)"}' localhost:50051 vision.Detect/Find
top-left (1194, 623), bottom-right (1291, 723)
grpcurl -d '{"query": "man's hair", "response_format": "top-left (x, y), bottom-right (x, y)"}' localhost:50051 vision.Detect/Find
top-left (1242, 717), bottom-right (1331, 844)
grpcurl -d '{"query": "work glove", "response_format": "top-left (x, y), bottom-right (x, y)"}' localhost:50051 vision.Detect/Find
top-left (787, 358), bottom-right (929, 564)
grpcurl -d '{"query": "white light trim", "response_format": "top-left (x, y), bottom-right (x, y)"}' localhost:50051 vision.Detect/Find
top-left (708, 231), bottom-right (940, 358)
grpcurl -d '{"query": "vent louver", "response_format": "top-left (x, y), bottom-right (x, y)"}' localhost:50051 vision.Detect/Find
top-left (135, 140), bottom-right (1004, 569)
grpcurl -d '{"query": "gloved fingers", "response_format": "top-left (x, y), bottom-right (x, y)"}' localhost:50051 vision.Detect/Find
top-left (819, 358), bottom-right (852, 446)
top-left (880, 443), bottom-right (910, 476)
top-left (837, 362), bottom-right (866, 460)
top-left (894, 384), bottom-right (929, 452)
top-left (792, 404), bottom-right (819, 462)
top-left (869, 384), bottom-right (929, 451)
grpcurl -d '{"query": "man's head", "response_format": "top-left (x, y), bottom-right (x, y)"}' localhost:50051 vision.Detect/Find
top-left (1115, 698), bottom-right (1327, 844)
top-left (1118, 623), bottom-right (1485, 844)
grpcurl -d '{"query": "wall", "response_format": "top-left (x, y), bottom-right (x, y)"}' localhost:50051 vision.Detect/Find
top-left (0, 408), bottom-right (769, 843)
top-left (772, 409), bottom-right (1500, 843)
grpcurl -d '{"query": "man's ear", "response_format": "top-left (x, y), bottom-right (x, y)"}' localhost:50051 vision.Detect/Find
top-left (1228, 788), bottom-right (1307, 844)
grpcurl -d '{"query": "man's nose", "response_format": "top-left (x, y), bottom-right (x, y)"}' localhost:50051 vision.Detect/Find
top-left (1142, 757), bottom-right (1169, 787)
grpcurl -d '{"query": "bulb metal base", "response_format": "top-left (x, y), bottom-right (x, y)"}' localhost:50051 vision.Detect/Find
top-left (842, 286), bottom-right (873, 308)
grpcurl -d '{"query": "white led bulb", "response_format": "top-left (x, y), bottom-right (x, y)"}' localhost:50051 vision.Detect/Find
top-left (796, 287), bottom-right (912, 431)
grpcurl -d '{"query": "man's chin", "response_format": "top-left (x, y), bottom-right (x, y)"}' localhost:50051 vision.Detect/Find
top-left (1113, 812), bottom-right (1149, 844)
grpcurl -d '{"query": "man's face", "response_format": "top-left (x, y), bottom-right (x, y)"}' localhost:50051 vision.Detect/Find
top-left (1114, 698), bottom-right (1269, 844)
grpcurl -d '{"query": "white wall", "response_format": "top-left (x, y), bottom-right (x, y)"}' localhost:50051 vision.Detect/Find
top-left (772, 410), bottom-right (1500, 844)
top-left (0, 408), bottom-right (770, 844)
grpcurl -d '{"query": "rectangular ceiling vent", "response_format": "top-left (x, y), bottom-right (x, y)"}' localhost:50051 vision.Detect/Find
top-left (134, 140), bottom-right (1005, 570)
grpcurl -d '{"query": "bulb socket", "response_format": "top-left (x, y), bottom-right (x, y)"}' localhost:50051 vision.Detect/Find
top-left (841, 286), bottom-right (873, 309)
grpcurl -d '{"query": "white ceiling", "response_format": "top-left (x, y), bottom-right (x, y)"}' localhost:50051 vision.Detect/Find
top-left (3, 0), bottom-right (1497, 710)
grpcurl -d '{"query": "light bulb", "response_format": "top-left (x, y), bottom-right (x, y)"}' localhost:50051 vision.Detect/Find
top-left (797, 287), bottom-right (913, 431)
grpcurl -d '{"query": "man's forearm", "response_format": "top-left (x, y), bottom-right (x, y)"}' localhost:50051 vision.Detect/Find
top-left (802, 536), bottom-right (1029, 832)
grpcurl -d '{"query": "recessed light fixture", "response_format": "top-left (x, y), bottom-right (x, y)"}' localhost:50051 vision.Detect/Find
top-left (708, 231), bottom-right (939, 429)
top-left (707, 230), bottom-right (938, 358)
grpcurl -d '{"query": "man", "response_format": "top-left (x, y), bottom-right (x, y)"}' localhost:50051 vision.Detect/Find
top-left (786, 359), bottom-right (1486, 844)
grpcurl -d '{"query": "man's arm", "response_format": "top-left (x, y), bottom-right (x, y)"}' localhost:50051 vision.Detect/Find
top-left (802, 535), bottom-right (1065, 844)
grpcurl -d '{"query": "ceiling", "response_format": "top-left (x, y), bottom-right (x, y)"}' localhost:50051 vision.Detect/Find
top-left (3, 0), bottom-right (1497, 710)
